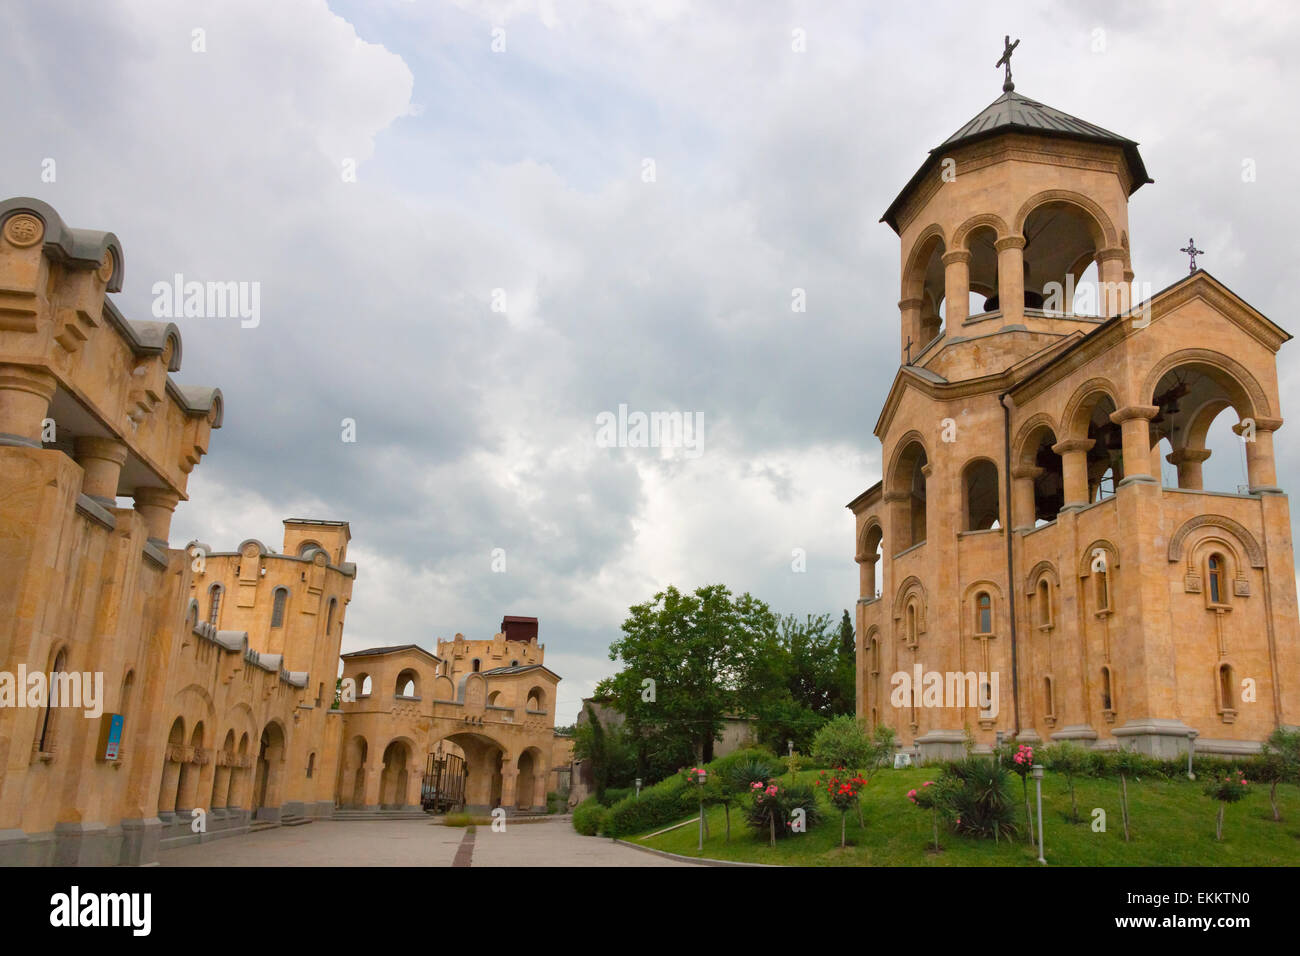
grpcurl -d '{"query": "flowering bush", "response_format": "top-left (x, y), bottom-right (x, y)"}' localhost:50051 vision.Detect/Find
top-left (907, 781), bottom-right (943, 852)
top-left (820, 768), bottom-right (867, 847)
top-left (1204, 768), bottom-right (1250, 841)
top-left (744, 778), bottom-right (822, 845)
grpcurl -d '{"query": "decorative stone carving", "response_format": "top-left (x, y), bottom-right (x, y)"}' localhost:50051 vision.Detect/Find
top-left (1184, 572), bottom-right (1202, 593)
top-left (3, 213), bottom-right (43, 248)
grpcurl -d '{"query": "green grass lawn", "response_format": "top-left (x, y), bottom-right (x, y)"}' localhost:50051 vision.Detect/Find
top-left (631, 767), bottom-right (1300, 866)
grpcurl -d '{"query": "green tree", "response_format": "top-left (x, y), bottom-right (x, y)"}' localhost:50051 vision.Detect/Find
top-left (602, 584), bottom-right (775, 765)
top-left (741, 612), bottom-right (856, 753)
top-left (1258, 727), bottom-right (1300, 821)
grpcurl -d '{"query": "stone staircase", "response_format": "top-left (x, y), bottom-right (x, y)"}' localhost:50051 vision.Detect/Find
top-left (331, 808), bottom-right (432, 821)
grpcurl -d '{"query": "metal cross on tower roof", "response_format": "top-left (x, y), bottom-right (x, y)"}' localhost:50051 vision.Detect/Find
top-left (996, 35), bottom-right (1020, 92)
top-left (1180, 237), bottom-right (1204, 274)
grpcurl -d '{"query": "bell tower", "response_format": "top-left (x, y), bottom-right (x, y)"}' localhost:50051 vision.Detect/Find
top-left (852, 49), bottom-right (1300, 764)
top-left (881, 45), bottom-right (1151, 373)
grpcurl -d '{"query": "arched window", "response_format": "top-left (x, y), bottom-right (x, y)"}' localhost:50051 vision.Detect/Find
top-left (1207, 553), bottom-right (1226, 605)
top-left (120, 669), bottom-right (135, 719)
top-left (510, 660), bottom-right (519, 667)
top-left (1218, 664), bottom-right (1235, 713)
top-left (869, 637), bottom-right (879, 675)
top-left (396, 669), bottom-right (418, 698)
top-left (36, 648), bottom-right (67, 756)
top-left (1044, 675), bottom-right (1055, 718)
top-left (207, 584), bottom-right (223, 624)
top-left (1100, 666), bottom-right (1114, 712)
top-left (1095, 561), bottom-right (1111, 612)
top-left (325, 599), bottom-right (336, 635)
top-left (187, 601), bottom-right (198, 631)
top-left (905, 605), bottom-right (918, 648)
top-left (271, 588), bottom-right (288, 627)
top-left (963, 460), bottom-right (1001, 531)
top-left (306, 753), bottom-right (316, 778)
top-left (1037, 578), bottom-right (1052, 627)
top-left (975, 592), bottom-right (992, 634)
top-left (358, 673), bottom-right (373, 697)
top-left (472, 658), bottom-right (481, 673)
top-left (297, 540), bottom-right (322, 556)
top-left (316, 682), bottom-right (324, 707)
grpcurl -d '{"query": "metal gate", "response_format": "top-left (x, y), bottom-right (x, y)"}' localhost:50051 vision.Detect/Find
top-left (421, 751), bottom-right (465, 813)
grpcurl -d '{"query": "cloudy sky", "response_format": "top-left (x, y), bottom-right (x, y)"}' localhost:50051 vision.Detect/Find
top-left (4, 0), bottom-right (1298, 723)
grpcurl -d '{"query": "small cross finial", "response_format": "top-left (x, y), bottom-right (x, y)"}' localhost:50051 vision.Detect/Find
top-left (1179, 237), bottom-right (1204, 274)
top-left (996, 35), bottom-right (1020, 92)
top-left (904, 335), bottom-right (913, 365)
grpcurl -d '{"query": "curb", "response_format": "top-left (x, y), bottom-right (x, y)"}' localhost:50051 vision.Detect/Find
top-left (612, 838), bottom-right (775, 867)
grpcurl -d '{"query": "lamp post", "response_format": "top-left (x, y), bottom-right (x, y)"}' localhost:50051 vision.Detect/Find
top-left (635, 777), bottom-right (642, 800)
top-left (1187, 730), bottom-right (1199, 780)
top-left (1032, 763), bottom-right (1046, 864)
top-left (697, 769), bottom-right (707, 851)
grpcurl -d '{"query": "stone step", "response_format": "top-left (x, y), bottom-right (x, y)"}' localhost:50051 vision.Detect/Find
top-left (248, 820), bottom-right (279, 833)
top-left (280, 816), bottom-right (313, 827)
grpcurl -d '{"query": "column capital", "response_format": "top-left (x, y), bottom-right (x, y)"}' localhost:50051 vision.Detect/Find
top-left (1235, 416), bottom-right (1283, 434)
top-left (1166, 447), bottom-right (1212, 465)
top-left (994, 235), bottom-right (1026, 252)
top-left (75, 435), bottom-right (129, 465)
top-left (898, 297), bottom-right (924, 311)
top-left (941, 249), bottom-right (971, 266)
top-left (1052, 438), bottom-right (1095, 455)
top-left (1094, 247), bottom-right (1127, 263)
top-left (1011, 464), bottom-right (1044, 481)
top-left (0, 363), bottom-right (58, 442)
top-left (133, 486), bottom-right (181, 510)
top-left (1109, 404), bottom-right (1160, 424)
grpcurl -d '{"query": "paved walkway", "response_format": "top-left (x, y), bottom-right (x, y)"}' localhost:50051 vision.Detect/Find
top-left (158, 815), bottom-right (695, 867)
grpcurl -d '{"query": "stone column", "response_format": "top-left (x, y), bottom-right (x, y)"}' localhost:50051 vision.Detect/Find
top-left (363, 764), bottom-right (383, 808)
top-left (533, 772), bottom-right (548, 810)
top-left (1095, 248), bottom-right (1128, 316)
top-left (157, 756), bottom-right (181, 816)
top-left (405, 768), bottom-right (424, 809)
top-left (1111, 405), bottom-right (1160, 485)
top-left (1053, 438), bottom-right (1095, 510)
top-left (898, 297), bottom-right (923, 363)
top-left (1239, 416), bottom-right (1283, 493)
top-left (501, 767), bottom-right (519, 809)
top-left (1166, 447), bottom-right (1211, 490)
top-left (942, 249), bottom-right (971, 327)
top-left (175, 752), bottom-right (200, 814)
top-left (0, 364), bottom-right (57, 444)
top-left (132, 486), bottom-right (182, 545)
top-left (995, 236), bottom-right (1026, 324)
top-left (1011, 465), bottom-right (1042, 532)
top-left (211, 764), bottom-right (231, 811)
top-left (74, 436), bottom-right (128, 502)
top-left (856, 554), bottom-right (876, 598)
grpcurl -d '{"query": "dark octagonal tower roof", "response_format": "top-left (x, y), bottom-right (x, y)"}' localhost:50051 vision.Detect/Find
top-left (881, 90), bottom-right (1153, 233)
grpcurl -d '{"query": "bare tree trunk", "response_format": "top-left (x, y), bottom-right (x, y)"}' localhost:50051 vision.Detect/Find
top-left (841, 811), bottom-right (846, 848)
top-left (1216, 804), bottom-right (1224, 841)
top-left (1270, 781), bottom-right (1281, 822)
top-left (1120, 773), bottom-right (1130, 842)
top-left (1069, 779), bottom-right (1079, 823)
top-left (724, 803), bottom-right (730, 842)
top-left (932, 807), bottom-right (939, 852)
top-left (769, 812), bottom-right (775, 848)
top-left (1023, 778), bottom-right (1034, 843)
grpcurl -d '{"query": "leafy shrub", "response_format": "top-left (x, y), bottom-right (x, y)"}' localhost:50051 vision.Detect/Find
top-left (1042, 743), bottom-right (1089, 822)
top-left (939, 757), bottom-right (1018, 841)
top-left (600, 787), bottom-right (633, 807)
top-left (602, 780), bottom-right (695, 838)
top-left (743, 779), bottom-right (822, 843)
top-left (572, 796), bottom-right (608, 836)
top-left (546, 790), bottom-right (565, 814)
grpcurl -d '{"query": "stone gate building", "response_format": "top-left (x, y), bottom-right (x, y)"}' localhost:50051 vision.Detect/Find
top-left (849, 76), bottom-right (1300, 761)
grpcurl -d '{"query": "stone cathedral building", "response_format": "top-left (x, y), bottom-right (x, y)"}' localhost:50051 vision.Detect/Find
top-left (849, 74), bottom-right (1300, 761)
top-left (0, 197), bottom-right (563, 865)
